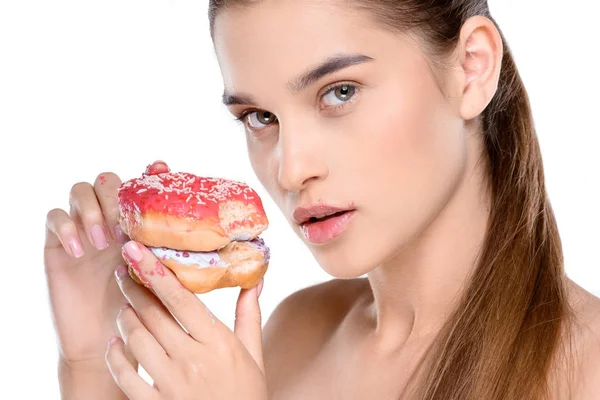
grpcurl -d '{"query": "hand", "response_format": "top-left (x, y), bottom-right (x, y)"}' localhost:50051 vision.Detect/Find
top-left (44, 172), bottom-right (134, 368)
top-left (106, 240), bottom-right (268, 400)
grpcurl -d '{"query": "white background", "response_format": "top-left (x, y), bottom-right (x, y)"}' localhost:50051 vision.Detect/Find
top-left (0, 0), bottom-right (598, 398)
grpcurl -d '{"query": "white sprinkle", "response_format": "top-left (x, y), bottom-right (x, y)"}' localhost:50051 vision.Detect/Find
top-left (126, 172), bottom-right (257, 208)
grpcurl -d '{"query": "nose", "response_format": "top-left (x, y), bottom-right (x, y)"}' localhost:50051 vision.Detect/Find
top-left (277, 120), bottom-right (328, 192)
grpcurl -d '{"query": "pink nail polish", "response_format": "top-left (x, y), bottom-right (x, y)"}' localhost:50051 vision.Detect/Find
top-left (91, 224), bottom-right (109, 250)
top-left (115, 264), bottom-right (128, 280)
top-left (256, 279), bottom-right (264, 298)
top-left (107, 336), bottom-right (119, 347)
top-left (68, 238), bottom-right (84, 258)
top-left (124, 241), bottom-right (143, 262)
top-left (114, 225), bottom-right (128, 244)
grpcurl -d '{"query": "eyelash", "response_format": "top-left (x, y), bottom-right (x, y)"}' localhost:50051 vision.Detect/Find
top-left (233, 81), bottom-right (360, 126)
top-left (234, 109), bottom-right (258, 124)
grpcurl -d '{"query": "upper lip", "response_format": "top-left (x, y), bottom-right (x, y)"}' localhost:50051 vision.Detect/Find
top-left (292, 203), bottom-right (355, 225)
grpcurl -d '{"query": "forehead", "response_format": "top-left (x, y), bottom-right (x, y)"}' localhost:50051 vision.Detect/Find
top-left (212, 0), bottom-right (420, 91)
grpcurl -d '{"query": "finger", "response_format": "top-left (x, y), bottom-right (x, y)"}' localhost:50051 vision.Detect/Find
top-left (106, 336), bottom-right (159, 400)
top-left (69, 181), bottom-right (110, 250)
top-left (93, 172), bottom-right (125, 243)
top-left (115, 264), bottom-right (193, 358)
top-left (234, 280), bottom-right (265, 373)
top-left (45, 208), bottom-right (85, 259)
top-left (116, 304), bottom-right (173, 384)
top-left (121, 240), bottom-right (224, 342)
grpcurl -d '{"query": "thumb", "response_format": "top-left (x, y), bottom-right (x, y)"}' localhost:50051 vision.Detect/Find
top-left (234, 279), bottom-right (265, 373)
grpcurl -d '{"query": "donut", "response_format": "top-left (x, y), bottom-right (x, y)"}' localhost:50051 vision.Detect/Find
top-left (118, 161), bottom-right (270, 293)
top-left (118, 161), bottom-right (268, 251)
top-left (150, 238), bottom-right (270, 293)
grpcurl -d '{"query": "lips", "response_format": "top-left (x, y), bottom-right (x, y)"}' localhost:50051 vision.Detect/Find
top-left (293, 203), bottom-right (356, 244)
top-left (292, 204), bottom-right (355, 225)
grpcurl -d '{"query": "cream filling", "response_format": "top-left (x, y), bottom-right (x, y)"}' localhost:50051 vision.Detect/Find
top-left (150, 238), bottom-right (269, 269)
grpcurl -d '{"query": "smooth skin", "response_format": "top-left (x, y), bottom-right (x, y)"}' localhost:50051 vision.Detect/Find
top-left (45, 1), bottom-right (600, 399)
top-left (108, 241), bottom-right (266, 400)
top-left (45, 173), bottom-right (135, 399)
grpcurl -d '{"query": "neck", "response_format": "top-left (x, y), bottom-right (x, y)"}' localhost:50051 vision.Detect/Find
top-left (366, 138), bottom-right (491, 351)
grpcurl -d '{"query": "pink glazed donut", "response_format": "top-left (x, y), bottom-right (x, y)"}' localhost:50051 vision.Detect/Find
top-left (117, 160), bottom-right (270, 293)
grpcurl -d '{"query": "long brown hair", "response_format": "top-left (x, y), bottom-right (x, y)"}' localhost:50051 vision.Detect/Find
top-left (208, 1), bottom-right (576, 398)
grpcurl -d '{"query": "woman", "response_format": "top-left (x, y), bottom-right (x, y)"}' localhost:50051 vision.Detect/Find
top-left (44, 0), bottom-right (600, 398)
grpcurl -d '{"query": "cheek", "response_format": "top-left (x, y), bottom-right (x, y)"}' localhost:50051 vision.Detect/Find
top-left (347, 82), bottom-right (462, 180)
top-left (377, 102), bottom-right (459, 175)
top-left (318, 83), bottom-right (467, 274)
top-left (353, 79), bottom-right (466, 228)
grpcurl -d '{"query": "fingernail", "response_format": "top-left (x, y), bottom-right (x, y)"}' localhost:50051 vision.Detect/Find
top-left (256, 279), bottom-right (264, 298)
top-left (107, 336), bottom-right (119, 347)
top-left (124, 241), bottom-right (143, 262)
top-left (91, 224), bottom-right (109, 250)
top-left (120, 303), bottom-right (132, 311)
top-left (114, 225), bottom-right (128, 244)
top-left (115, 264), bottom-right (128, 280)
top-left (68, 237), bottom-right (84, 258)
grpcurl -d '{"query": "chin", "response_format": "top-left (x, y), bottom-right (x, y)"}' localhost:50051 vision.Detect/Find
top-left (303, 221), bottom-right (398, 279)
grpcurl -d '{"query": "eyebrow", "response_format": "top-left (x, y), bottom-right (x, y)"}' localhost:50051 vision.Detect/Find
top-left (222, 92), bottom-right (257, 106)
top-left (290, 53), bottom-right (373, 93)
top-left (222, 53), bottom-right (374, 106)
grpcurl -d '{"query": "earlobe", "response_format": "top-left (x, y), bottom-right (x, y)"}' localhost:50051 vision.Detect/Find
top-left (458, 16), bottom-right (503, 120)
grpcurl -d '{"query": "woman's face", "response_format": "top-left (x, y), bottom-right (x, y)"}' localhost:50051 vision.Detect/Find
top-left (213, 0), bottom-right (469, 278)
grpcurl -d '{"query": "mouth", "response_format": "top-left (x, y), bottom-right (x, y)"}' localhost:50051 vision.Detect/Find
top-left (293, 203), bottom-right (356, 245)
top-left (293, 203), bottom-right (356, 226)
top-left (304, 210), bottom-right (351, 225)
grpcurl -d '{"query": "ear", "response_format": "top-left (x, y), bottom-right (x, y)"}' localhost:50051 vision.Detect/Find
top-left (456, 16), bottom-right (503, 120)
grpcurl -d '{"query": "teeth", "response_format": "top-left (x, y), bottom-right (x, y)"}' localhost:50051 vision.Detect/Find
top-left (307, 211), bottom-right (344, 222)
top-left (313, 213), bottom-right (332, 219)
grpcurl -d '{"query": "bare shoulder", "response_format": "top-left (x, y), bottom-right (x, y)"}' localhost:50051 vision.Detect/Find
top-left (261, 278), bottom-right (368, 388)
top-left (559, 279), bottom-right (600, 398)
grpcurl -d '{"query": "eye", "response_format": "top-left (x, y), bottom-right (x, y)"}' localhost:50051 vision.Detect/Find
top-left (321, 84), bottom-right (357, 107)
top-left (247, 110), bottom-right (278, 129)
